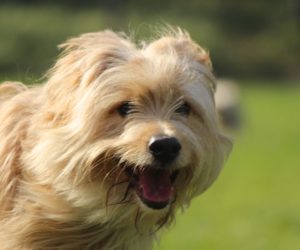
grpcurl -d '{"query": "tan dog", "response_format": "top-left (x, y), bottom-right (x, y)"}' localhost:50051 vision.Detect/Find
top-left (0, 29), bottom-right (232, 250)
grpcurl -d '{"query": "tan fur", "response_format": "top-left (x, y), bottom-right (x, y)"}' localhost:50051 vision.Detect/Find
top-left (0, 28), bottom-right (232, 250)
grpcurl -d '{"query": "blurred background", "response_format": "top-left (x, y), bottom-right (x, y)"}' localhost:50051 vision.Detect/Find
top-left (0, 0), bottom-right (299, 249)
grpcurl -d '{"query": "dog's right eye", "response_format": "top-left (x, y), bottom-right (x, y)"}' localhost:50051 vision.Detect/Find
top-left (175, 102), bottom-right (191, 116)
top-left (117, 102), bottom-right (134, 117)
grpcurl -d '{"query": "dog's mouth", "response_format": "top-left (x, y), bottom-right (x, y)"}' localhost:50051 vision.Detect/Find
top-left (125, 167), bottom-right (179, 210)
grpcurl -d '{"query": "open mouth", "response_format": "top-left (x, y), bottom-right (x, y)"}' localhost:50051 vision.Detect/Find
top-left (125, 167), bottom-right (179, 210)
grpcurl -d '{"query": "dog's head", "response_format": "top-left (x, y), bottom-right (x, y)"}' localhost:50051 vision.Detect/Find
top-left (27, 29), bottom-right (231, 229)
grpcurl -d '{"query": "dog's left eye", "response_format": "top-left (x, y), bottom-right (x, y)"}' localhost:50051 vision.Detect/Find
top-left (117, 102), bottom-right (134, 117)
top-left (175, 102), bottom-right (191, 116)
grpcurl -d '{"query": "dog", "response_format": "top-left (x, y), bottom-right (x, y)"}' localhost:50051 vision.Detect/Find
top-left (0, 28), bottom-right (232, 250)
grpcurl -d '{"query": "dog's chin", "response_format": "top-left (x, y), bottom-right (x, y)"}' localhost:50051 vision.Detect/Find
top-left (125, 166), bottom-right (179, 210)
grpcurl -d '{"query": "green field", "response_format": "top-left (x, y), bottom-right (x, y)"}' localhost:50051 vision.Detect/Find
top-left (155, 84), bottom-right (300, 250)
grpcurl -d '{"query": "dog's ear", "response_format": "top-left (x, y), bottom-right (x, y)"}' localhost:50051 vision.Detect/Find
top-left (41, 31), bottom-right (136, 126)
top-left (146, 28), bottom-right (212, 70)
top-left (47, 30), bottom-right (136, 87)
top-left (145, 28), bottom-right (215, 92)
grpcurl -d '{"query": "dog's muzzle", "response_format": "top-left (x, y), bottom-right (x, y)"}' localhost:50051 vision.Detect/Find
top-left (123, 136), bottom-right (181, 210)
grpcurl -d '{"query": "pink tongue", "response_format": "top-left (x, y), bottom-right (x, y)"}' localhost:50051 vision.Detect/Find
top-left (139, 169), bottom-right (173, 203)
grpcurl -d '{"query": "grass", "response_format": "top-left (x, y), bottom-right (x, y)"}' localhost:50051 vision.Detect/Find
top-left (155, 83), bottom-right (300, 250)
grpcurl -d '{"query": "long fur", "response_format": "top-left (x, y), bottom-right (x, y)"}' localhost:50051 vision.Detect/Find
top-left (0, 28), bottom-right (232, 250)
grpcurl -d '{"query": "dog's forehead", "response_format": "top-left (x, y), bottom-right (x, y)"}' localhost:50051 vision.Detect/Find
top-left (129, 59), bottom-right (215, 120)
top-left (117, 55), bottom-right (198, 91)
top-left (93, 51), bottom-right (215, 116)
top-left (125, 56), bottom-right (214, 106)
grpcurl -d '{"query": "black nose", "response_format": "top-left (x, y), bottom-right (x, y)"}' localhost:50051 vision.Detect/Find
top-left (149, 136), bottom-right (181, 164)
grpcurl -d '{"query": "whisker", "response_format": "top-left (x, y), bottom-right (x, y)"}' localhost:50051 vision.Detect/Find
top-left (102, 166), bottom-right (119, 183)
top-left (120, 182), bottom-right (133, 202)
top-left (107, 197), bottom-right (132, 207)
top-left (88, 154), bottom-right (116, 182)
top-left (105, 180), bottom-right (129, 211)
top-left (134, 208), bottom-right (143, 235)
top-left (150, 208), bottom-right (172, 235)
top-left (171, 194), bottom-right (177, 205)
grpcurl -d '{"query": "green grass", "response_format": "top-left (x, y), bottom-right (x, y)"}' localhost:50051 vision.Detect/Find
top-left (155, 83), bottom-right (300, 250)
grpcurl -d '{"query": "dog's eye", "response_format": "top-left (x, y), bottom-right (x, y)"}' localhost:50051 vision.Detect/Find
top-left (175, 102), bottom-right (191, 116)
top-left (117, 102), bottom-right (134, 117)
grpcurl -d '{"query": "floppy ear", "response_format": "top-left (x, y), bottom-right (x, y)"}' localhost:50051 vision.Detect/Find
top-left (145, 28), bottom-right (215, 93)
top-left (46, 30), bottom-right (136, 87)
top-left (146, 29), bottom-right (212, 70)
top-left (41, 31), bottom-right (136, 126)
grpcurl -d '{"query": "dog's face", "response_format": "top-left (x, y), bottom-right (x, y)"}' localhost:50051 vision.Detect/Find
top-left (27, 30), bottom-right (231, 228)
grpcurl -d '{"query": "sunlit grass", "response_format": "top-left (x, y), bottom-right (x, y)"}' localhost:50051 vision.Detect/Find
top-left (155, 83), bottom-right (300, 250)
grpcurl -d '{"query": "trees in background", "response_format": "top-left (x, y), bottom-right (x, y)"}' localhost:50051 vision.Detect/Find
top-left (0, 0), bottom-right (299, 80)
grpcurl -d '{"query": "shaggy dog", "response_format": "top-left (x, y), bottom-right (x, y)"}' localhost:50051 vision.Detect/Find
top-left (0, 29), bottom-right (232, 250)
